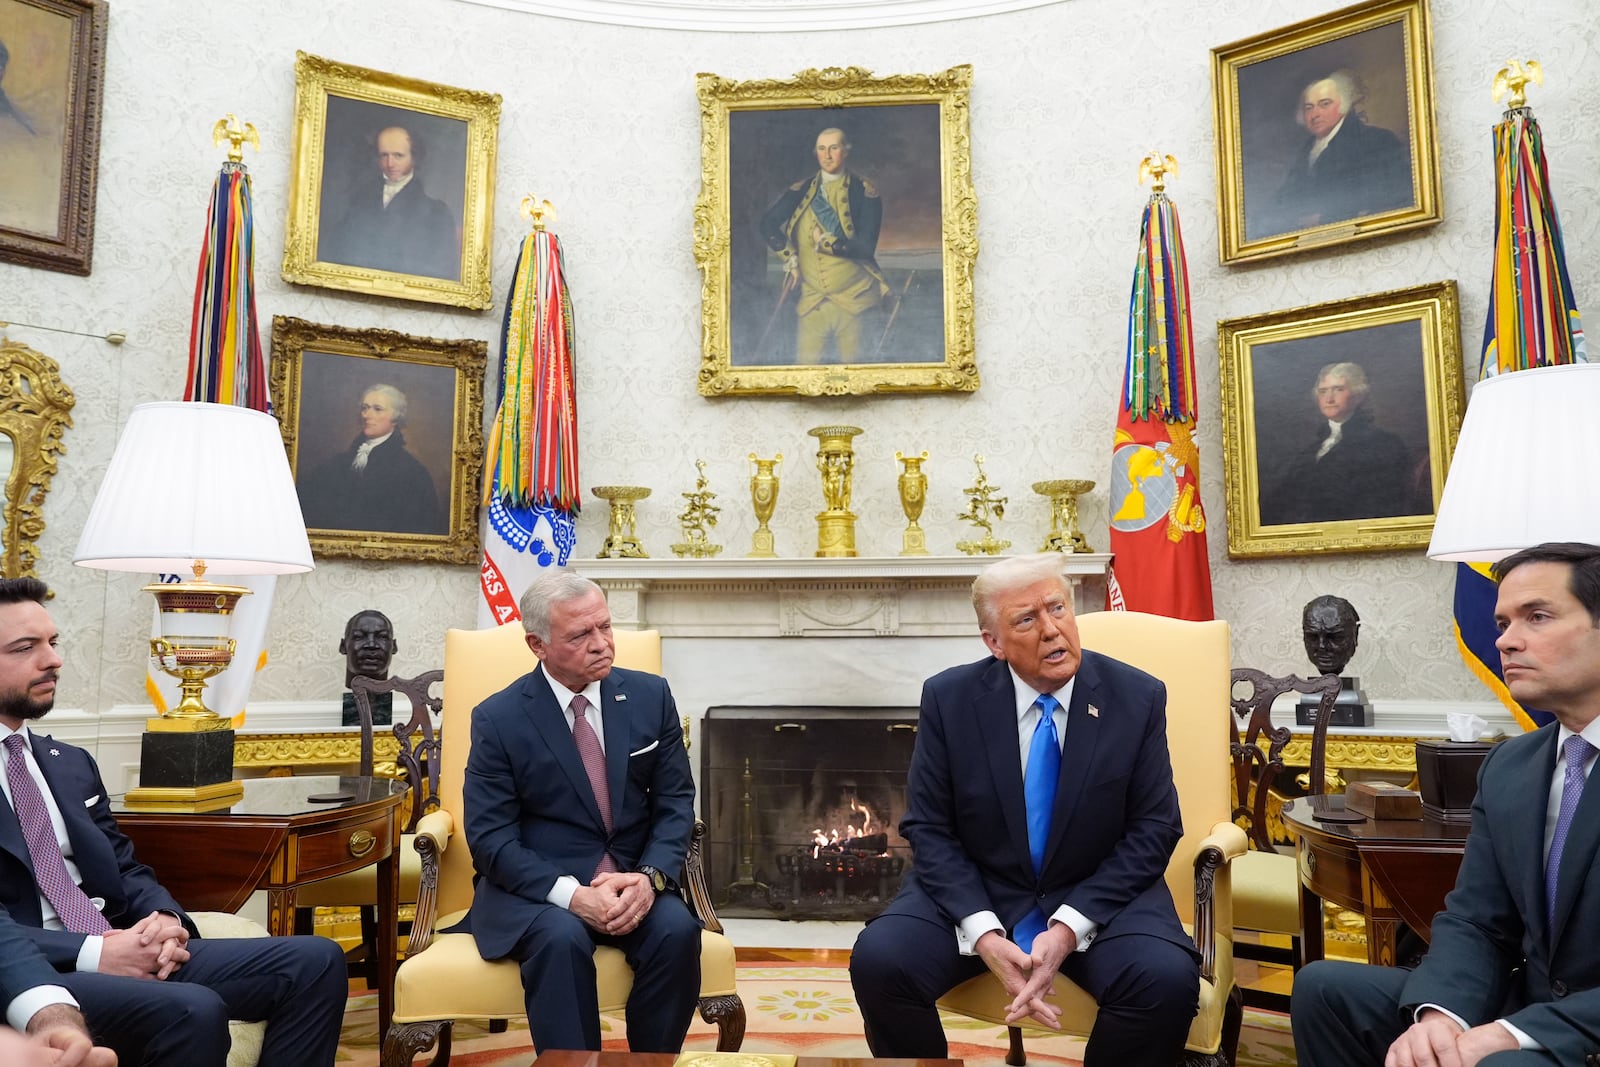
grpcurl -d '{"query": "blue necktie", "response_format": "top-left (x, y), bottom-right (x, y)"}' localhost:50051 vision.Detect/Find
top-left (1014, 693), bottom-right (1062, 952)
top-left (1546, 734), bottom-right (1594, 924)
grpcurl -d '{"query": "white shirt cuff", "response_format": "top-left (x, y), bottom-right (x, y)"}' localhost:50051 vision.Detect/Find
top-left (954, 910), bottom-right (1004, 955)
top-left (1416, 1003), bottom-right (1468, 1030)
top-left (75, 935), bottom-right (102, 973)
top-left (1050, 905), bottom-right (1097, 953)
top-left (1496, 1019), bottom-right (1540, 1050)
top-left (7, 987), bottom-right (79, 1032)
top-left (548, 875), bottom-right (580, 910)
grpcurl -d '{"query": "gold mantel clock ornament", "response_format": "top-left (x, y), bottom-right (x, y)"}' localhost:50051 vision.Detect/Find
top-left (956, 453), bottom-right (1009, 556)
top-left (747, 452), bottom-right (782, 558)
top-left (593, 485), bottom-right (651, 558)
top-left (1034, 479), bottom-right (1095, 553)
top-left (895, 450), bottom-right (930, 556)
top-left (809, 425), bottom-right (863, 558)
top-left (671, 460), bottom-right (723, 558)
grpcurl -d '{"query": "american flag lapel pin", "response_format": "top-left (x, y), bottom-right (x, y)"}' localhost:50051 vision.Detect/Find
top-left (614, 693), bottom-right (627, 702)
top-left (1087, 705), bottom-right (1100, 719)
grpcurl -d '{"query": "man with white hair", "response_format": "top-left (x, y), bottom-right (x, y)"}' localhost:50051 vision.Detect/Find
top-left (1264, 69), bottom-right (1411, 234)
top-left (297, 382), bottom-right (443, 535)
top-left (1262, 360), bottom-right (1412, 526)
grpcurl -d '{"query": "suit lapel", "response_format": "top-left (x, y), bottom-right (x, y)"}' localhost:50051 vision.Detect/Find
top-left (977, 661), bottom-right (1031, 871)
top-left (600, 671), bottom-right (629, 819)
top-left (524, 668), bottom-right (607, 833)
top-left (1552, 734), bottom-right (1600, 944)
top-left (28, 733), bottom-right (111, 894)
top-left (1045, 657), bottom-right (1101, 864)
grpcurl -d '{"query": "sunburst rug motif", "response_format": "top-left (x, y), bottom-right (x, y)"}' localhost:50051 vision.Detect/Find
top-left (336, 964), bottom-right (1296, 1066)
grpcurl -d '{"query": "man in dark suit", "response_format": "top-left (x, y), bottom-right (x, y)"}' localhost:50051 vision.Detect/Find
top-left (320, 124), bottom-right (459, 280)
top-left (850, 554), bottom-right (1199, 1066)
top-left (464, 569), bottom-right (699, 1053)
top-left (297, 383), bottom-right (444, 536)
top-left (0, 578), bottom-right (348, 1067)
top-left (1261, 69), bottom-right (1412, 237)
top-left (1293, 541), bottom-right (1600, 1066)
top-left (0, 907), bottom-right (114, 1066)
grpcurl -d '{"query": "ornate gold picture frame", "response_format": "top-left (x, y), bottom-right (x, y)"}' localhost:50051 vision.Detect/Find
top-left (281, 52), bottom-right (501, 309)
top-left (1218, 280), bottom-right (1462, 559)
top-left (269, 316), bottom-right (485, 563)
top-left (0, 0), bottom-right (106, 275)
top-left (1211, 0), bottom-right (1440, 265)
top-left (0, 339), bottom-right (73, 579)
top-left (694, 65), bottom-right (978, 397)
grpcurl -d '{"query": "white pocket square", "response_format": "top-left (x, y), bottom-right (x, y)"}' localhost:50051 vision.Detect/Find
top-left (84, 795), bottom-right (101, 807)
top-left (628, 740), bottom-right (660, 757)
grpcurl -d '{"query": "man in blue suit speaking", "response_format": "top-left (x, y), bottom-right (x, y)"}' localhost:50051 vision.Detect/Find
top-left (1293, 542), bottom-right (1600, 1066)
top-left (851, 554), bottom-right (1199, 1066)
top-left (464, 569), bottom-right (699, 1053)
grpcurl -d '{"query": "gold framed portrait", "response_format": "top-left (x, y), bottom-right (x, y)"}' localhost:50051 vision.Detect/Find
top-left (1211, 0), bottom-right (1441, 265)
top-left (281, 52), bottom-right (501, 309)
top-left (694, 65), bottom-right (979, 397)
top-left (1218, 280), bottom-right (1463, 559)
top-left (0, 0), bottom-right (105, 275)
top-left (269, 315), bottom-right (486, 563)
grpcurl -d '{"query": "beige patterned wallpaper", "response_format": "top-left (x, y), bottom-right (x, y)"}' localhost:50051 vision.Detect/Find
top-left (1, 0), bottom-right (1594, 721)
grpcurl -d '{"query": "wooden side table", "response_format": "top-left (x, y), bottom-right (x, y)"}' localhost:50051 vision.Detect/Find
top-left (115, 775), bottom-right (407, 1036)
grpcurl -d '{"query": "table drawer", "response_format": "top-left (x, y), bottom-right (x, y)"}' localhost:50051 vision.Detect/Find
top-left (296, 813), bottom-right (393, 880)
top-left (1299, 838), bottom-right (1362, 907)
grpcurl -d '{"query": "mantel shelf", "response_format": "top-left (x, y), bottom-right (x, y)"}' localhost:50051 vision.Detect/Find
top-left (583, 553), bottom-right (1111, 584)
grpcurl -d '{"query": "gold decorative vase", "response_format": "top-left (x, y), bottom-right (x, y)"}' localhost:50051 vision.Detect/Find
top-left (1033, 478), bottom-right (1096, 553)
top-left (808, 425), bottom-right (863, 558)
top-left (895, 450), bottom-right (930, 556)
top-left (592, 485), bottom-right (651, 558)
top-left (747, 452), bottom-right (782, 558)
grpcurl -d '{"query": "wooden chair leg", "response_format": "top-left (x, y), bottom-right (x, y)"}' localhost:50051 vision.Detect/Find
top-left (381, 1020), bottom-right (447, 1067)
top-left (487, 1020), bottom-right (508, 1034)
top-left (1006, 1025), bottom-right (1026, 1066)
top-left (698, 994), bottom-right (747, 1052)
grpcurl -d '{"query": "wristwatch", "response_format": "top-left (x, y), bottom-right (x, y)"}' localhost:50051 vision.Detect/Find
top-left (637, 864), bottom-right (677, 894)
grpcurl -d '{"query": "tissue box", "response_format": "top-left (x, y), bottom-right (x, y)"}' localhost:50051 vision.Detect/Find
top-left (1345, 781), bottom-right (1422, 820)
top-left (1415, 739), bottom-right (1497, 822)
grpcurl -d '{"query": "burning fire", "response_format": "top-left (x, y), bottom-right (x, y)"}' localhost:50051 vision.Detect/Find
top-left (811, 798), bottom-right (885, 858)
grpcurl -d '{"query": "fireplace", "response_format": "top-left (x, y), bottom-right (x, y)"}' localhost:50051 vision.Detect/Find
top-left (700, 705), bottom-right (918, 919)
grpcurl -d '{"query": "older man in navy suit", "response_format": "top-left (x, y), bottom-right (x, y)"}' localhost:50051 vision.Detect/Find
top-left (851, 554), bottom-right (1199, 1067)
top-left (1294, 542), bottom-right (1600, 1066)
top-left (464, 569), bottom-right (699, 1053)
top-left (0, 578), bottom-right (348, 1067)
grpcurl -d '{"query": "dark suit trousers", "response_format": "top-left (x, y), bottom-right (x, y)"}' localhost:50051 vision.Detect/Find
top-left (851, 913), bottom-right (1198, 1067)
top-left (61, 934), bottom-right (348, 1067)
top-left (511, 892), bottom-right (700, 1053)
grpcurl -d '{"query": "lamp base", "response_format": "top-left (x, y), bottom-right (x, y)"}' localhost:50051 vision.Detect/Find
top-left (125, 724), bottom-right (242, 811)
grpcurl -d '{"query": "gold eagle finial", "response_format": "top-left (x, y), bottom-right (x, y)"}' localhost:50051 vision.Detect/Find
top-left (211, 114), bottom-right (259, 164)
top-left (1492, 60), bottom-right (1543, 109)
top-left (520, 195), bottom-right (558, 231)
top-left (1138, 153), bottom-right (1179, 194)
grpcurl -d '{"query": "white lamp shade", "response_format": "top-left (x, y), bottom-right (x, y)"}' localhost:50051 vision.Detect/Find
top-left (1427, 363), bottom-right (1600, 562)
top-left (74, 401), bottom-right (315, 574)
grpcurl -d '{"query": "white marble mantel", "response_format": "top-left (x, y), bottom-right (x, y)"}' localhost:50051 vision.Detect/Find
top-left (585, 553), bottom-right (1112, 638)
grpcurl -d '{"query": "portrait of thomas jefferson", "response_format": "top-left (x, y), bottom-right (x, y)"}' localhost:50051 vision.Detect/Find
top-left (315, 98), bottom-right (468, 282)
top-left (296, 382), bottom-right (446, 536)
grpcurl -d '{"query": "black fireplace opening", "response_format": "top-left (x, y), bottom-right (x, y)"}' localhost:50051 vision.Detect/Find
top-left (700, 705), bottom-right (917, 920)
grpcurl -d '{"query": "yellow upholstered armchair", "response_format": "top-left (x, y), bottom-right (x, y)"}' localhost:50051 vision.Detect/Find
top-left (935, 611), bottom-right (1247, 1067)
top-left (380, 622), bottom-right (744, 1067)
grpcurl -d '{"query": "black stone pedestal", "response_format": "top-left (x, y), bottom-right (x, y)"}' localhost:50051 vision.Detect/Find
top-left (1296, 676), bottom-right (1373, 727)
top-left (138, 728), bottom-right (236, 788)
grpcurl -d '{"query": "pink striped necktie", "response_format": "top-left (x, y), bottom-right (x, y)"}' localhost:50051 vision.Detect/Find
top-left (2, 734), bottom-right (111, 934)
top-left (570, 695), bottom-right (618, 876)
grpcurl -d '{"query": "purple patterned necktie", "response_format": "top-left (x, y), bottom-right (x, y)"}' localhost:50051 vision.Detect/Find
top-left (571, 695), bottom-right (618, 876)
top-left (2, 734), bottom-right (111, 934)
top-left (1546, 734), bottom-right (1595, 924)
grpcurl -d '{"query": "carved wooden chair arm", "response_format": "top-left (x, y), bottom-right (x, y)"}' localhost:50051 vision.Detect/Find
top-left (682, 819), bottom-right (724, 935)
top-left (1190, 820), bottom-right (1247, 985)
top-left (405, 809), bottom-right (454, 959)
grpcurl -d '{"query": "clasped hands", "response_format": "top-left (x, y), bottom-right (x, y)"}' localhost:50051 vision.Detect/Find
top-left (1383, 1010), bottom-right (1516, 1067)
top-left (99, 911), bottom-right (189, 980)
top-left (570, 871), bottom-right (655, 936)
top-left (975, 923), bottom-right (1077, 1030)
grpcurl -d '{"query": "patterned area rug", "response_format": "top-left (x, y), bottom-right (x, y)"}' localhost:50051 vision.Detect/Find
top-left (338, 964), bottom-right (1296, 1065)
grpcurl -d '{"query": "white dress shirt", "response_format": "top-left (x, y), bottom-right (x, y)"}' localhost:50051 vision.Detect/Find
top-left (539, 671), bottom-right (606, 911)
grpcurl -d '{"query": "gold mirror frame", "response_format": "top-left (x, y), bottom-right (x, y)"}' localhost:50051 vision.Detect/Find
top-left (694, 65), bottom-right (979, 397)
top-left (0, 340), bottom-right (76, 578)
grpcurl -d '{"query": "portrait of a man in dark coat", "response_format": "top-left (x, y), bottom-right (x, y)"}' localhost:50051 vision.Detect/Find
top-left (319, 124), bottom-right (460, 281)
top-left (297, 383), bottom-right (445, 536)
